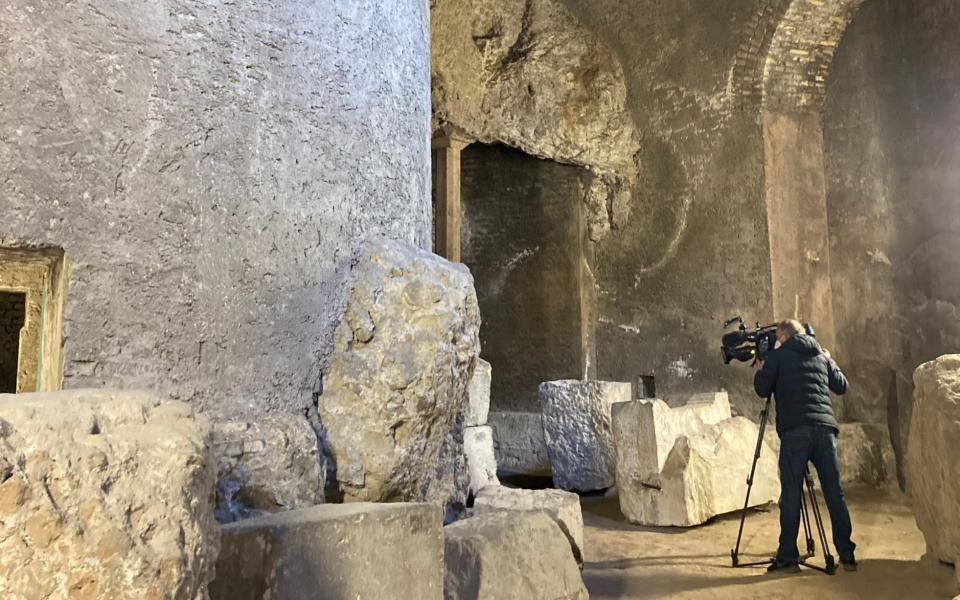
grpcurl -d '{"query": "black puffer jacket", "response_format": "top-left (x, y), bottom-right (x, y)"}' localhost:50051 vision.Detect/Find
top-left (754, 334), bottom-right (847, 435)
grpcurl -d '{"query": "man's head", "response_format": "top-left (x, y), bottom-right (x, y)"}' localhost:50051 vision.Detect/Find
top-left (776, 319), bottom-right (804, 346)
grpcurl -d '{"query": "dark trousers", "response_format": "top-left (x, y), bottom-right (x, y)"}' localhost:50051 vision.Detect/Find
top-left (777, 425), bottom-right (856, 564)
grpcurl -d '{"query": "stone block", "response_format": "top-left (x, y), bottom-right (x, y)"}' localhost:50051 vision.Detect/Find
top-left (211, 503), bottom-right (444, 600)
top-left (466, 358), bottom-right (492, 427)
top-left (611, 393), bottom-right (731, 489)
top-left (464, 426), bottom-right (499, 496)
top-left (488, 411), bottom-right (552, 475)
top-left (836, 422), bottom-right (898, 490)
top-left (473, 485), bottom-right (584, 566)
top-left (615, 416), bottom-right (779, 527)
top-left (0, 389), bottom-right (219, 600)
top-left (318, 238), bottom-right (481, 506)
top-left (539, 380), bottom-right (632, 491)
top-left (907, 355), bottom-right (960, 584)
top-left (212, 414), bottom-right (324, 522)
top-left (443, 511), bottom-right (588, 600)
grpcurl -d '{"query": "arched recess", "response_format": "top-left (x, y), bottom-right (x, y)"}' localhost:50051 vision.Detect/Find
top-left (430, 0), bottom-right (641, 414)
top-left (759, 0), bottom-right (868, 353)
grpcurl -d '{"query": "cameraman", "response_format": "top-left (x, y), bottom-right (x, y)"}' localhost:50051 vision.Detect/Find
top-left (754, 319), bottom-right (856, 573)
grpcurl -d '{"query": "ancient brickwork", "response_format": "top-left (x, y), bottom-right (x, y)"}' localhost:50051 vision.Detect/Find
top-left (460, 144), bottom-right (588, 413)
top-left (762, 0), bottom-right (867, 113)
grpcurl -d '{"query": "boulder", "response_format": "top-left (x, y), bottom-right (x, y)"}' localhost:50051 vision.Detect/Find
top-left (539, 380), bottom-right (632, 491)
top-left (836, 422), bottom-right (898, 490)
top-left (464, 426), bottom-right (499, 496)
top-left (473, 486), bottom-right (584, 566)
top-left (466, 359), bottom-right (492, 427)
top-left (488, 411), bottom-right (551, 475)
top-left (907, 355), bottom-right (960, 584)
top-left (615, 416), bottom-right (779, 527)
top-left (211, 503), bottom-right (444, 600)
top-left (212, 414), bottom-right (324, 522)
top-left (443, 511), bottom-right (588, 600)
top-left (0, 389), bottom-right (219, 600)
top-left (318, 238), bottom-right (481, 506)
top-left (611, 393), bottom-right (731, 489)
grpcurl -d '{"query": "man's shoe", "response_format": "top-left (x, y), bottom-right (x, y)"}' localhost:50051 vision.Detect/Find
top-left (767, 560), bottom-right (801, 574)
top-left (841, 559), bottom-right (858, 572)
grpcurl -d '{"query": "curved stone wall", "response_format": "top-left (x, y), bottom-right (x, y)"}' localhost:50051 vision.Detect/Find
top-left (0, 0), bottom-right (432, 417)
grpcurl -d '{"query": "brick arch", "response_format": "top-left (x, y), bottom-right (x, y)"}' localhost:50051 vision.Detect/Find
top-left (761, 0), bottom-right (868, 113)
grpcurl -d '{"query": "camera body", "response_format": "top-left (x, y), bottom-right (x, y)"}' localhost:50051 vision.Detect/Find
top-left (720, 316), bottom-right (816, 365)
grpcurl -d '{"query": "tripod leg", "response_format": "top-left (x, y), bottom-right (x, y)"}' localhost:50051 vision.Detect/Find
top-left (731, 396), bottom-right (772, 567)
top-left (805, 471), bottom-right (837, 575)
top-left (800, 479), bottom-right (815, 556)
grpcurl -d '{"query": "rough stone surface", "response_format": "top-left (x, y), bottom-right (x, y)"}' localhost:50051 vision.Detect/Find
top-left (0, 389), bottom-right (219, 600)
top-left (611, 393), bottom-right (731, 489)
top-left (473, 485), bottom-right (584, 567)
top-left (318, 238), bottom-right (481, 505)
top-left (211, 414), bottom-right (324, 523)
top-left (466, 359), bottom-right (492, 427)
top-left (464, 426), bottom-right (499, 496)
top-left (488, 411), bottom-right (552, 475)
top-left (616, 416), bottom-right (779, 527)
top-left (907, 355), bottom-right (960, 583)
top-left (0, 1), bottom-right (432, 417)
top-left (825, 0), bottom-right (960, 479)
top-left (431, 0), bottom-right (639, 180)
top-left (836, 422), bottom-right (898, 490)
top-left (540, 380), bottom-right (632, 491)
top-left (443, 511), bottom-right (589, 600)
top-left (211, 503), bottom-right (444, 600)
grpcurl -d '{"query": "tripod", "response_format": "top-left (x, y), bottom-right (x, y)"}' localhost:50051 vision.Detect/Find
top-left (730, 396), bottom-right (837, 575)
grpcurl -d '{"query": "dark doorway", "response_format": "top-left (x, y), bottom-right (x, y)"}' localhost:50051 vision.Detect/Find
top-left (0, 291), bottom-right (26, 393)
top-left (460, 143), bottom-right (588, 412)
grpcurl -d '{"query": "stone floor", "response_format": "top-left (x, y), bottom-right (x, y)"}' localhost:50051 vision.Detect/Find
top-left (581, 489), bottom-right (958, 599)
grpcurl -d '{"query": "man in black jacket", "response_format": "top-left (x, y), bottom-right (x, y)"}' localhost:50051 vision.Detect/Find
top-left (754, 319), bottom-right (856, 573)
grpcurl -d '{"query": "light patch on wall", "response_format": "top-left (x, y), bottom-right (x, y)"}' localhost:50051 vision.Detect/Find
top-left (618, 323), bottom-right (641, 334)
top-left (488, 247), bottom-right (539, 297)
top-left (668, 357), bottom-right (696, 380)
top-left (868, 248), bottom-right (892, 266)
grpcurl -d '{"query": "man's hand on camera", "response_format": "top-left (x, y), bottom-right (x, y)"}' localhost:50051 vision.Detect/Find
top-left (754, 359), bottom-right (764, 370)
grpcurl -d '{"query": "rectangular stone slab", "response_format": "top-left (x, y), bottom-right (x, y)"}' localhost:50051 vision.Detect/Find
top-left (210, 503), bottom-right (444, 600)
top-left (464, 425), bottom-right (499, 495)
top-left (539, 380), bottom-right (632, 491)
top-left (611, 392), bottom-right (731, 488)
top-left (466, 358), bottom-right (492, 427)
top-left (488, 410), bottom-right (552, 475)
top-left (444, 511), bottom-right (588, 600)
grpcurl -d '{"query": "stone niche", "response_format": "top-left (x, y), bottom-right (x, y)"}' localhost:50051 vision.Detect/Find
top-left (461, 144), bottom-right (593, 414)
top-left (0, 248), bottom-right (67, 394)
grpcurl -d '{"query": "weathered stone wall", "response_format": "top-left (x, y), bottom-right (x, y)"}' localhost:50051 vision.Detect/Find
top-left (460, 144), bottom-right (589, 412)
top-left (0, 0), bottom-right (432, 418)
top-left (560, 0), bottom-right (777, 417)
top-left (824, 0), bottom-right (960, 467)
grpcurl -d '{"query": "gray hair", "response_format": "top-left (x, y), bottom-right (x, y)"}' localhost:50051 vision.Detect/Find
top-left (777, 319), bottom-right (804, 337)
